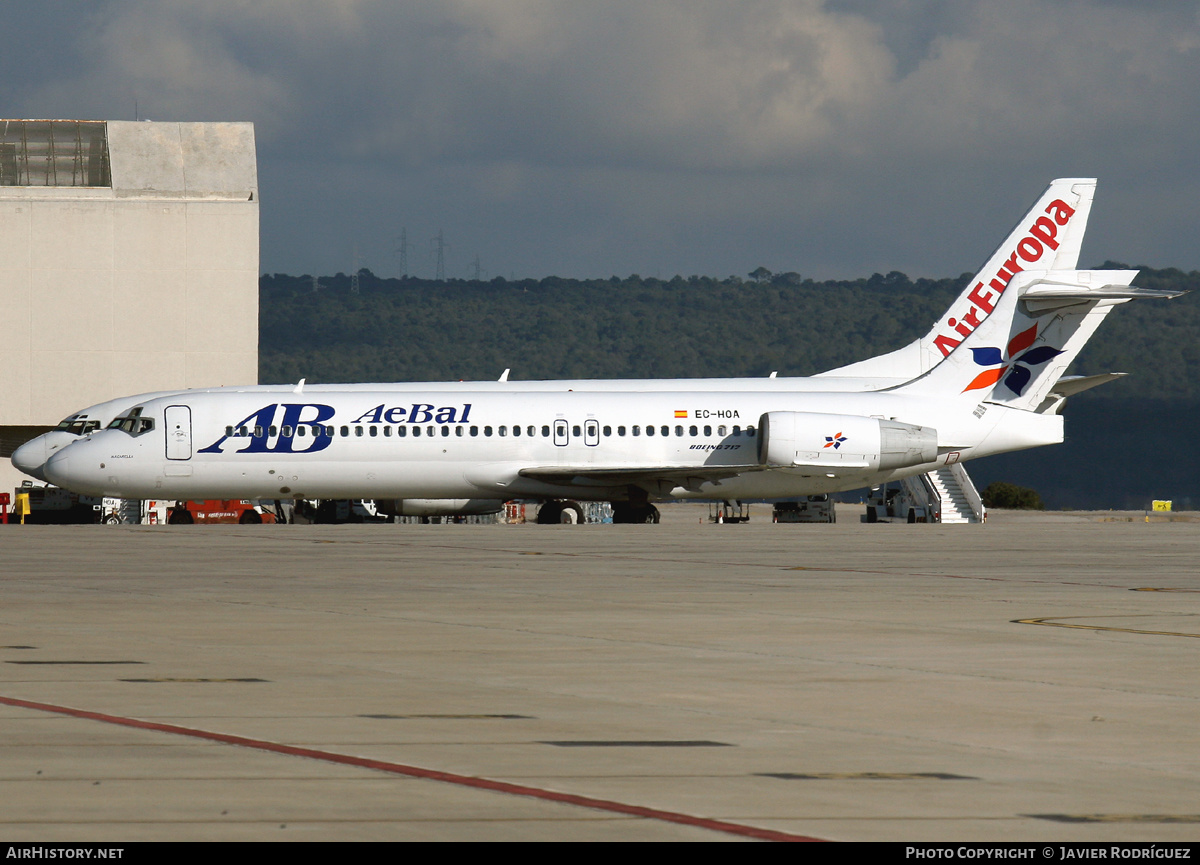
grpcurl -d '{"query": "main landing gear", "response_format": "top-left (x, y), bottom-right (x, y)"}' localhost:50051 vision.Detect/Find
top-left (536, 500), bottom-right (585, 524)
top-left (610, 503), bottom-right (660, 524)
top-left (535, 500), bottom-right (660, 524)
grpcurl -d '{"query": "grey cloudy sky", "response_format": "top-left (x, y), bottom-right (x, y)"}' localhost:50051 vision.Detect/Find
top-left (4, 0), bottom-right (1198, 280)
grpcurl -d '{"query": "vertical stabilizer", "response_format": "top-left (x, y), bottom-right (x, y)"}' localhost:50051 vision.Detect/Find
top-left (822, 178), bottom-right (1097, 379)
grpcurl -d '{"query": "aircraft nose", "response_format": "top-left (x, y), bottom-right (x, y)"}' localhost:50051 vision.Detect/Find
top-left (43, 450), bottom-right (71, 488)
top-left (11, 437), bottom-right (50, 480)
top-left (44, 448), bottom-right (106, 496)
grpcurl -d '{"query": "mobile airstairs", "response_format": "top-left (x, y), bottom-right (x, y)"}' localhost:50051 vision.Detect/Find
top-left (868, 463), bottom-right (986, 524)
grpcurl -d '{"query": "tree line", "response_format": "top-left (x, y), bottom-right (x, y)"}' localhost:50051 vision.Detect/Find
top-left (259, 264), bottom-right (1200, 402)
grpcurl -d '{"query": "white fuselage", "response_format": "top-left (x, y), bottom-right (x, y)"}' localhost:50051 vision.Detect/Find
top-left (43, 385), bottom-right (1062, 503)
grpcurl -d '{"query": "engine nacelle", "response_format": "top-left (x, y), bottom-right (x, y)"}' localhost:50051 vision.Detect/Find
top-left (375, 498), bottom-right (506, 517)
top-left (758, 412), bottom-right (938, 473)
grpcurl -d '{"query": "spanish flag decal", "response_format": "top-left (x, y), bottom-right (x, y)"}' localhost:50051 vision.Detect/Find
top-left (674, 410), bottom-right (687, 418)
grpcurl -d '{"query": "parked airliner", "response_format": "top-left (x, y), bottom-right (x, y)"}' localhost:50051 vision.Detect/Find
top-left (8, 176), bottom-right (1105, 489)
top-left (27, 179), bottom-right (1180, 522)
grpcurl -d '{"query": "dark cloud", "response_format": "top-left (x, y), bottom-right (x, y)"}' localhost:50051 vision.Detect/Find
top-left (3, 0), bottom-right (1198, 279)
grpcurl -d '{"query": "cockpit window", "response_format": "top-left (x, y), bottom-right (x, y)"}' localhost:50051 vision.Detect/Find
top-left (55, 415), bottom-right (102, 435)
top-left (107, 406), bottom-right (156, 436)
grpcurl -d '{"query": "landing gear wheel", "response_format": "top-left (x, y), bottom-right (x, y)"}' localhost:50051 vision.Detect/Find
top-left (611, 503), bottom-right (659, 524)
top-left (537, 502), bottom-right (564, 524)
top-left (559, 502), bottom-right (584, 524)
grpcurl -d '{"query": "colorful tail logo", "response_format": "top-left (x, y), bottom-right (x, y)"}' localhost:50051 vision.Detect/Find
top-left (962, 324), bottom-right (1063, 396)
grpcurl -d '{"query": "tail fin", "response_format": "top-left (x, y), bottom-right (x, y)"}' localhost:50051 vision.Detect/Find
top-left (823, 178), bottom-right (1097, 379)
top-left (895, 268), bottom-right (1181, 408)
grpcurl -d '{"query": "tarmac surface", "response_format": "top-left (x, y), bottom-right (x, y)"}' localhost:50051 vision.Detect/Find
top-left (2, 504), bottom-right (1199, 842)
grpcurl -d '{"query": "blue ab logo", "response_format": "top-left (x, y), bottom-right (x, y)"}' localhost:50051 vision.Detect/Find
top-left (198, 404), bottom-right (335, 454)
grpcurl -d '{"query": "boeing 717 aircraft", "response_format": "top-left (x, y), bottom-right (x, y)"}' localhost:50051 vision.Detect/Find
top-left (8, 177), bottom-right (1106, 488)
top-left (28, 179), bottom-right (1180, 522)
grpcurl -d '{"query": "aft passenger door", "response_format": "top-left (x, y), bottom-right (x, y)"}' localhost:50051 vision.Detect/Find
top-left (164, 405), bottom-right (192, 460)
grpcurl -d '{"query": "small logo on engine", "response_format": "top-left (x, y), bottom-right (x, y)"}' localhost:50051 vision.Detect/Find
top-left (824, 432), bottom-right (847, 449)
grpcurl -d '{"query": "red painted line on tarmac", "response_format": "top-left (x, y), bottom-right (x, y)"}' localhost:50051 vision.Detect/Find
top-left (0, 693), bottom-right (823, 842)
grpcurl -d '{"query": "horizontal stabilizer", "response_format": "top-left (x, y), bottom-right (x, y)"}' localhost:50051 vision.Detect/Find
top-left (1024, 284), bottom-right (1183, 300)
top-left (1023, 283), bottom-right (1184, 313)
top-left (1049, 372), bottom-right (1128, 398)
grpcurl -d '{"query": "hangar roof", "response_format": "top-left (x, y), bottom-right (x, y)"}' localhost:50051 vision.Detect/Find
top-left (0, 120), bottom-right (256, 200)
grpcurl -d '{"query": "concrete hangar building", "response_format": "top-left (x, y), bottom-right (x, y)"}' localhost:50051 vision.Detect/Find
top-left (0, 119), bottom-right (259, 493)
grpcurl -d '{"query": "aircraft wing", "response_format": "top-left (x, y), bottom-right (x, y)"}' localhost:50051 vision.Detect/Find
top-left (519, 463), bottom-right (765, 493)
